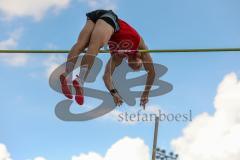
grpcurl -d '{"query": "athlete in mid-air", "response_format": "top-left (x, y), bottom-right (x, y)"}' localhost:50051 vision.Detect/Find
top-left (60, 9), bottom-right (155, 109)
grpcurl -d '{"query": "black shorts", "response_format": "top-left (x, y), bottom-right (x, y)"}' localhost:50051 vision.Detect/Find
top-left (86, 10), bottom-right (120, 32)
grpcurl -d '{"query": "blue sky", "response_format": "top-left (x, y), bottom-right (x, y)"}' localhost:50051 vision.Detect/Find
top-left (0, 0), bottom-right (240, 160)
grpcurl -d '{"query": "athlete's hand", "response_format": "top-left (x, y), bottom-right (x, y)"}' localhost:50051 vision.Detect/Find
top-left (140, 92), bottom-right (149, 109)
top-left (112, 94), bottom-right (123, 106)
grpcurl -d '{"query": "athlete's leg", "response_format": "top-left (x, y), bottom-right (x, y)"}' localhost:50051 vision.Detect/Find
top-left (81, 19), bottom-right (114, 81)
top-left (65, 20), bottom-right (95, 75)
top-left (60, 20), bottom-right (95, 99)
top-left (74, 19), bottom-right (114, 105)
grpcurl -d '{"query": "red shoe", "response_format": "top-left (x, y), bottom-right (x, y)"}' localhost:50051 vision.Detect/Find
top-left (60, 74), bottom-right (73, 99)
top-left (73, 79), bottom-right (84, 105)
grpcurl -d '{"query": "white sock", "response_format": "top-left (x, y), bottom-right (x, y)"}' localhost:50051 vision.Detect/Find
top-left (63, 62), bottom-right (75, 84)
top-left (66, 74), bottom-right (73, 84)
top-left (76, 65), bottom-right (88, 86)
top-left (66, 61), bottom-right (75, 73)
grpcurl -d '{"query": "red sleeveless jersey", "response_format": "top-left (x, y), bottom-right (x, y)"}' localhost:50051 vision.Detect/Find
top-left (108, 19), bottom-right (141, 57)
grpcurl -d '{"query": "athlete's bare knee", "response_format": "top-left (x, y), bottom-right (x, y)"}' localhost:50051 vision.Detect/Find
top-left (87, 42), bottom-right (101, 54)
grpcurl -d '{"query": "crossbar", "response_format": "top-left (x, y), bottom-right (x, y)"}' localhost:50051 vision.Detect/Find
top-left (0, 48), bottom-right (240, 54)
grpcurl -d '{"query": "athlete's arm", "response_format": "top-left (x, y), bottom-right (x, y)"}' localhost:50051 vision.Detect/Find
top-left (139, 37), bottom-right (156, 109)
top-left (103, 55), bottom-right (123, 106)
top-left (103, 55), bottom-right (122, 91)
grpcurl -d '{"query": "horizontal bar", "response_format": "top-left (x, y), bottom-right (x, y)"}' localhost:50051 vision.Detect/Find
top-left (0, 48), bottom-right (240, 53)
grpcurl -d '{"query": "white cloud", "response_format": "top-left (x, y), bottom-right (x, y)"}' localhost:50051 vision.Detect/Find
top-left (0, 144), bottom-right (12, 160)
top-left (80, 0), bottom-right (117, 11)
top-left (0, 0), bottom-right (118, 21)
top-left (72, 137), bottom-right (150, 160)
top-left (0, 144), bottom-right (45, 160)
top-left (72, 152), bottom-right (104, 160)
top-left (104, 137), bottom-right (149, 160)
top-left (0, 36), bottom-right (17, 49)
top-left (0, 0), bottom-right (70, 21)
top-left (171, 73), bottom-right (240, 160)
top-left (46, 43), bottom-right (58, 50)
top-left (0, 54), bottom-right (29, 67)
top-left (0, 28), bottom-right (22, 49)
top-left (25, 156), bottom-right (47, 160)
top-left (0, 28), bottom-right (29, 67)
top-left (1, 137), bottom-right (149, 160)
top-left (33, 157), bottom-right (47, 160)
top-left (43, 54), bottom-right (65, 78)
